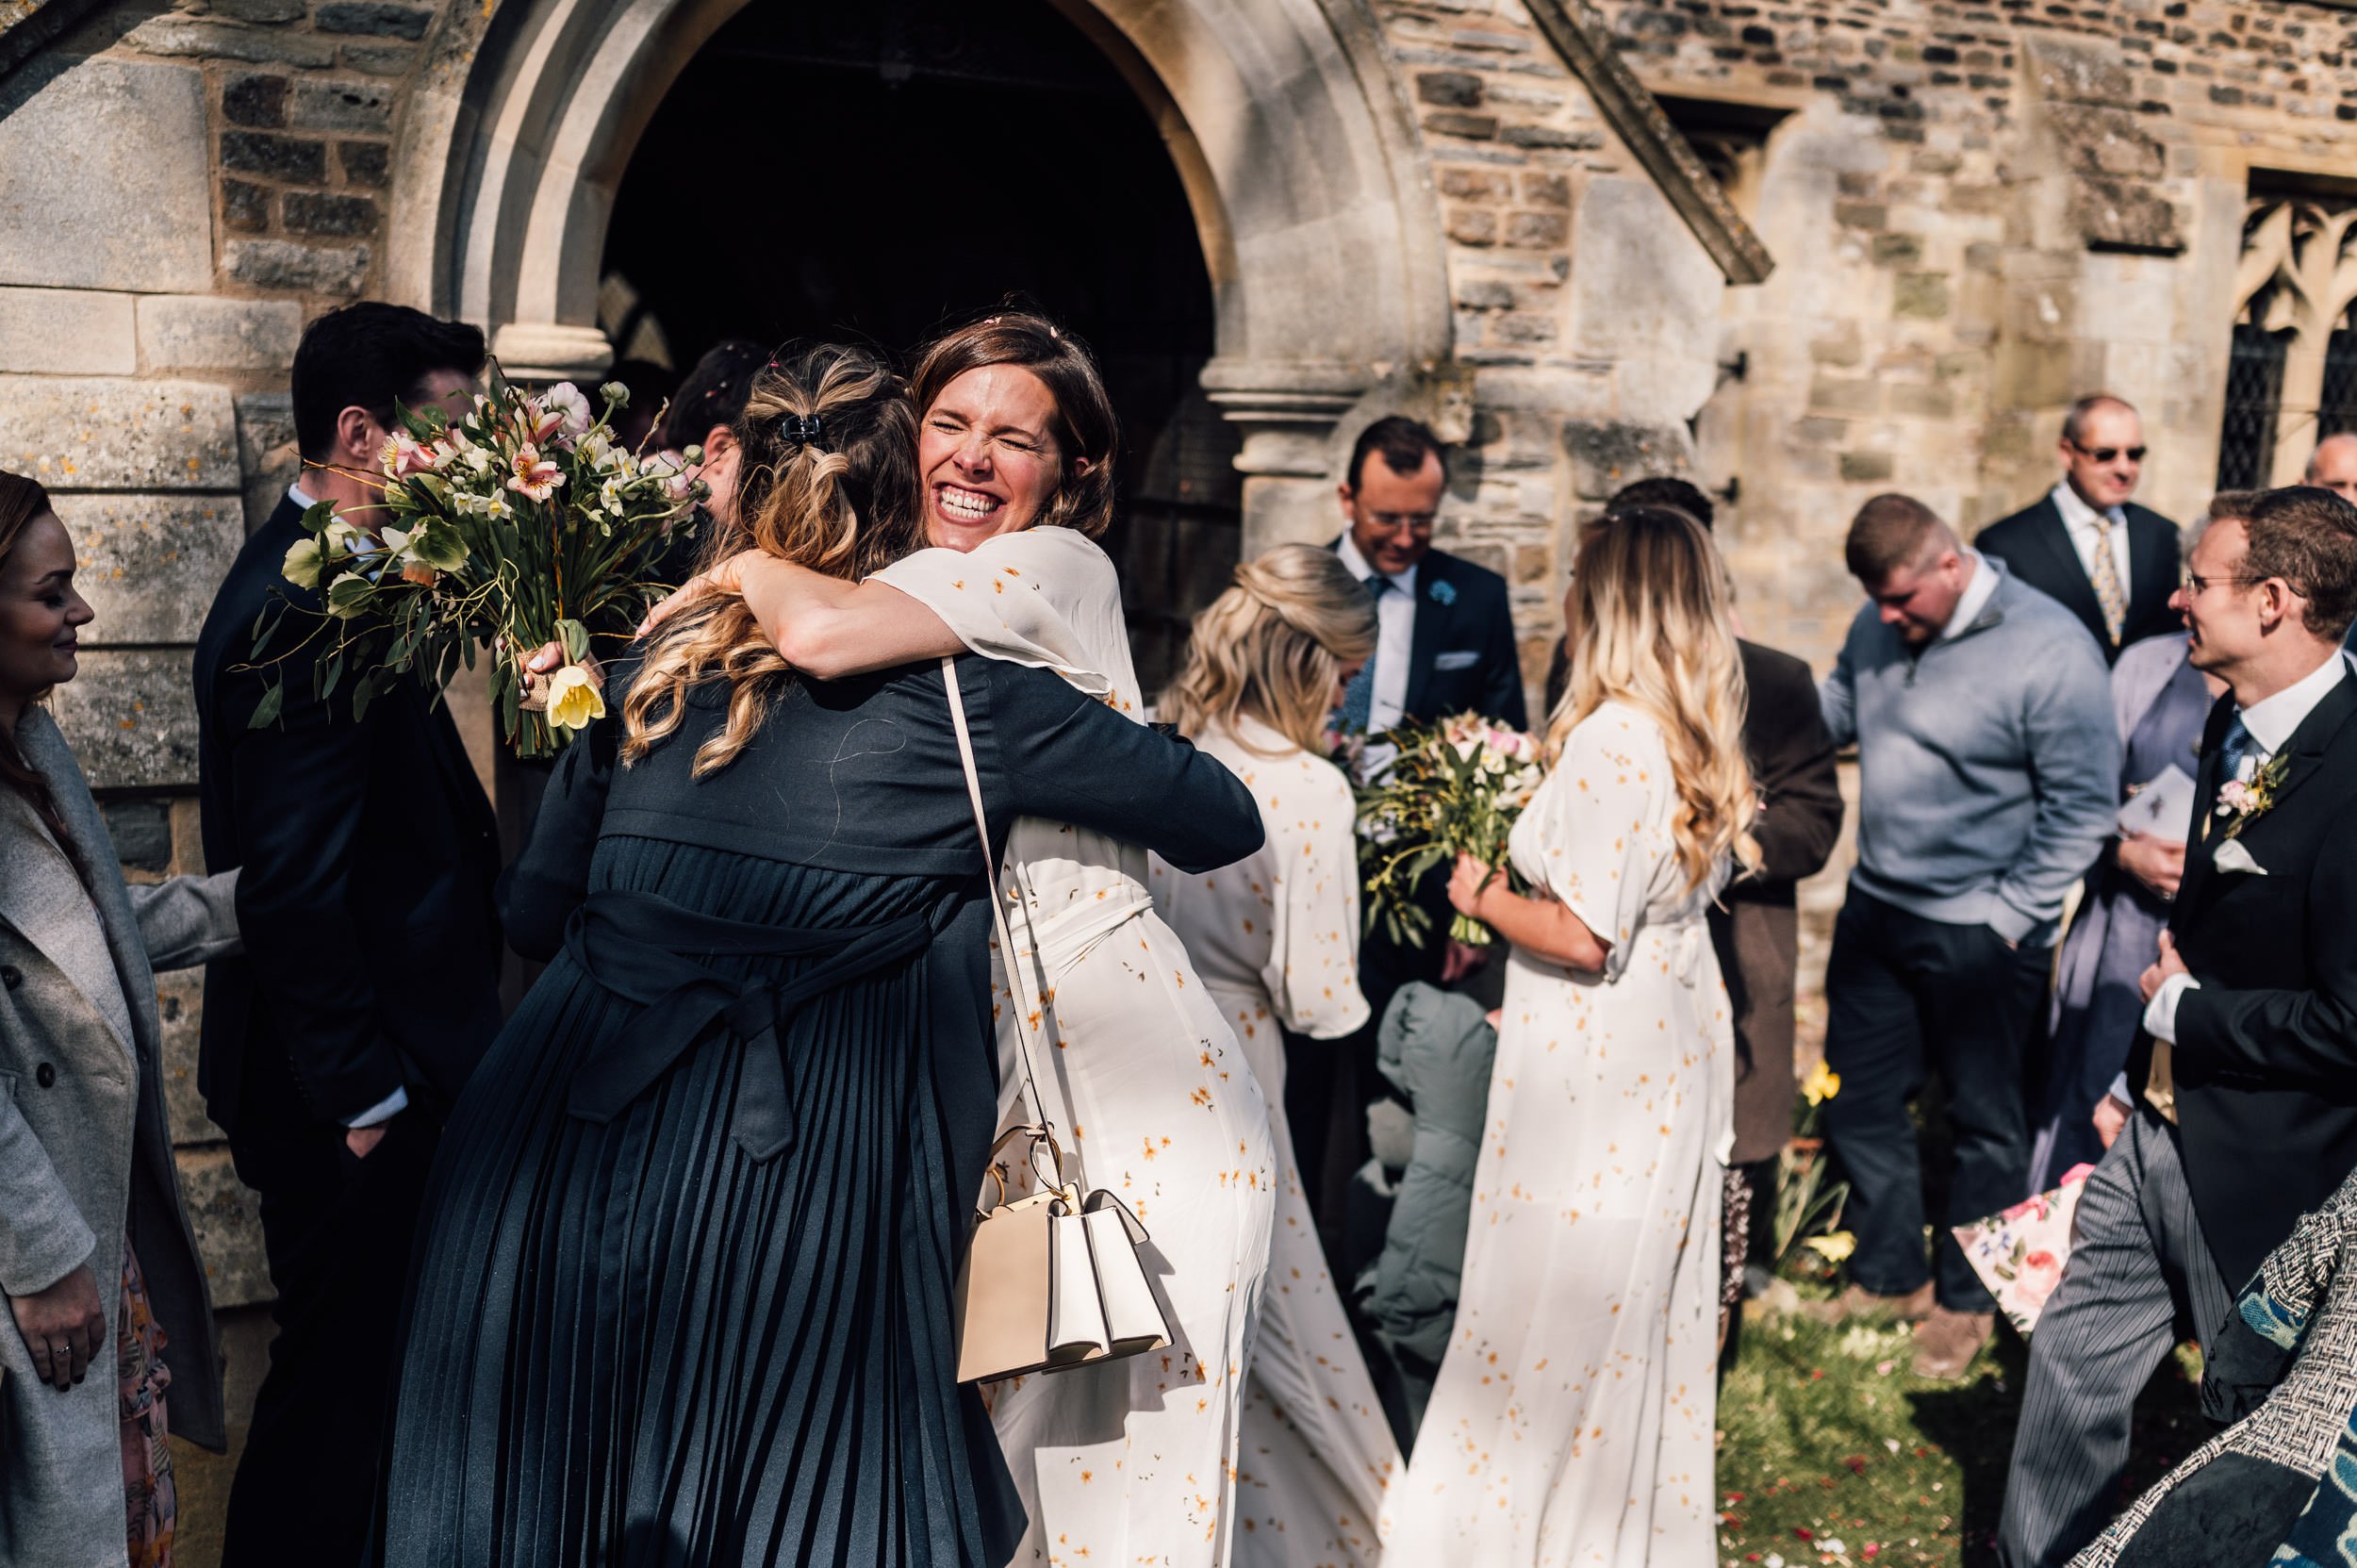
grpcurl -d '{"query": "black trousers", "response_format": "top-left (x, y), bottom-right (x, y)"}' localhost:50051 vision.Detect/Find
top-left (220, 1052), bottom-right (440, 1568)
top-left (1821, 889), bottom-right (2051, 1312)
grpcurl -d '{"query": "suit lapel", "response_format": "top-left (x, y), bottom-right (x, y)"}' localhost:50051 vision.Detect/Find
top-left (2170, 693), bottom-right (2237, 933)
top-left (2, 713), bottom-right (145, 1057)
top-left (2025, 501), bottom-right (2109, 635)
top-left (2126, 507), bottom-right (2179, 628)
top-left (1403, 555), bottom-right (1449, 719)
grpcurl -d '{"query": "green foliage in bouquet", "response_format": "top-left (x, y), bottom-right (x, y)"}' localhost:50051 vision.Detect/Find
top-left (247, 362), bottom-right (703, 757)
top-left (1355, 712), bottom-right (1544, 949)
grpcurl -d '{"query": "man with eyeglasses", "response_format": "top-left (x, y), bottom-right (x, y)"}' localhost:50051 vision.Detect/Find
top-left (2001, 486), bottom-right (2357, 1565)
top-left (1303, 416), bottom-right (1525, 1250)
top-left (1977, 393), bottom-right (2183, 664)
top-left (1330, 416), bottom-right (1526, 743)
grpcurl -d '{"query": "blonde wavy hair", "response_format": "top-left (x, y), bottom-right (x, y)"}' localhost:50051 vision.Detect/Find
top-left (1549, 504), bottom-right (1760, 893)
top-left (1162, 543), bottom-right (1378, 755)
top-left (622, 344), bottom-right (922, 777)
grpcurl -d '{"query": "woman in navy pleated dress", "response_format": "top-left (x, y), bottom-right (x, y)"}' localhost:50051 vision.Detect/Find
top-left (372, 345), bottom-right (1262, 1567)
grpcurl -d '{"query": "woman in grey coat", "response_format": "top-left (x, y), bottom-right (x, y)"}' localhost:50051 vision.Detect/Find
top-left (0, 472), bottom-right (239, 1567)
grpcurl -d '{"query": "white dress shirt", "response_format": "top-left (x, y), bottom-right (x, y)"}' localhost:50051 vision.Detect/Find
top-left (2142, 649), bottom-right (2351, 1044)
top-left (1937, 549), bottom-right (2000, 641)
top-left (2050, 480), bottom-right (2134, 598)
top-left (288, 481), bottom-right (410, 1131)
top-left (1337, 532), bottom-right (1419, 733)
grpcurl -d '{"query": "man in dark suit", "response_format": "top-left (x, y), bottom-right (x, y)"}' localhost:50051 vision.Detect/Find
top-left (1302, 418), bottom-right (1525, 1233)
top-left (1975, 393), bottom-right (2182, 663)
top-left (192, 302), bottom-right (503, 1567)
top-left (2000, 486), bottom-right (2357, 1565)
top-left (1331, 415), bottom-right (1526, 737)
top-left (1544, 478), bottom-right (1845, 1355)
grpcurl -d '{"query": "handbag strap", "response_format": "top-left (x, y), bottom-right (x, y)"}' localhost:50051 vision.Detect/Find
top-left (942, 657), bottom-right (1074, 1189)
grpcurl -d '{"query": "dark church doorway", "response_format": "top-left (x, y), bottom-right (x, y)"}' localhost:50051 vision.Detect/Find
top-left (599, 0), bottom-right (1243, 692)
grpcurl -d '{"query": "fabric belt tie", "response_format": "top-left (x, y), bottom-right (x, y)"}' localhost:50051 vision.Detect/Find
top-left (563, 889), bottom-right (935, 1161)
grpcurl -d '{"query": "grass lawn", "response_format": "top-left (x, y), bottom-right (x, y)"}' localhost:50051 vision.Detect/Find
top-left (1714, 1296), bottom-right (2214, 1566)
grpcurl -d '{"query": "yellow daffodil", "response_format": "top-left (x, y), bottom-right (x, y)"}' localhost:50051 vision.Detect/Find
top-left (1804, 1230), bottom-right (1856, 1264)
top-left (544, 663), bottom-right (606, 731)
top-left (1803, 1060), bottom-right (1841, 1106)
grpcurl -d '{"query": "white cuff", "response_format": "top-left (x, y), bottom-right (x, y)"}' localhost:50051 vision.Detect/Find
top-left (2105, 1072), bottom-right (2133, 1106)
top-left (2141, 973), bottom-right (2199, 1045)
top-left (344, 1085), bottom-right (408, 1129)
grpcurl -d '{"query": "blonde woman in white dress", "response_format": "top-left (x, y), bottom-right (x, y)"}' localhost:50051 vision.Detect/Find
top-left (1149, 543), bottom-right (1401, 1568)
top-left (655, 315), bottom-right (1276, 1568)
top-left (1379, 505), bottom-right (1759, 1566)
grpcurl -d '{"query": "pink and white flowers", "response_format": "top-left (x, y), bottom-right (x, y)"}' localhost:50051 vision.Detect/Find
top-left (1357, 710), bottom-right (1545, 947)
top-left (254, 362), bottom-right (701, 757)
top-left (506, 442), bottom-right (564, 502)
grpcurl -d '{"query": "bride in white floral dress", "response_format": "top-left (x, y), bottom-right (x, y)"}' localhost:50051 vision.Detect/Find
top-left (1378, 507), bottom-right (1758, 1566)
top-left (1149, 544), bottom-right (1401, 1568)
top-left (668, 315), bottom-right (1275, 1568)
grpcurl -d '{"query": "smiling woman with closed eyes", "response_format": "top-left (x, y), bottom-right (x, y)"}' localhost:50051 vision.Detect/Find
top-left (651, 313), bottom-right (1280, 1568)
top-left (0, 471), bottom-right (241, 1568)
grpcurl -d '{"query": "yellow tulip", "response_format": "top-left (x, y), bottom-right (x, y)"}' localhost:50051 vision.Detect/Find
top-left (545, 664), bottom-right (606, 731)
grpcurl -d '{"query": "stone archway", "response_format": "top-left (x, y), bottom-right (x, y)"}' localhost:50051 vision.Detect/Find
top-left (386, 0), bottom-right (1453, 548)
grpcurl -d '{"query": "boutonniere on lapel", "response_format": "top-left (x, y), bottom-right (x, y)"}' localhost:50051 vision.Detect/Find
top-left (2215, 751), bottom-right (2290, 842)
top-left (1427, 578), bottom-right (1457, 607)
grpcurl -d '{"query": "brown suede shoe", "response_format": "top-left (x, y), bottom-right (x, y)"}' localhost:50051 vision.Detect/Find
top-left (1912, 1307), bottom-right (1995, 1379)
top-left (1801, 1280), bottom-right (1937, 1325)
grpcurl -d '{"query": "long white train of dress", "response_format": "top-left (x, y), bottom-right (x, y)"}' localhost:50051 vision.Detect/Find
top-left (872, 530), bottom-right (1276, 1568)
top-left (1378, 702), bottom-right (1733, 1567)
top-left (1149, 715), bottom-right (1401, 1568)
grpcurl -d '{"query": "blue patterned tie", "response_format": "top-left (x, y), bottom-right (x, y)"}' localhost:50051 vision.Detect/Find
top-left (2217, 714), bottom-right (2256, 787)
top-left (1339, 574), bottom-right (1392, 732)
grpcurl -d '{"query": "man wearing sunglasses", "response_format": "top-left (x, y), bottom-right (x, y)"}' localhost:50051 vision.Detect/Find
top-left (1977, 393), bottom-right (2183, 664)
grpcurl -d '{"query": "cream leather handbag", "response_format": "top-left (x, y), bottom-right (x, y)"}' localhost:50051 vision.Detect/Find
top-left (942, 658), bottom-right (1173, 1384)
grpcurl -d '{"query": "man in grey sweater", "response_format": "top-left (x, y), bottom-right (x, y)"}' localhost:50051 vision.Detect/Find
top-left (1818, 494), bottom-right (2119, 1377)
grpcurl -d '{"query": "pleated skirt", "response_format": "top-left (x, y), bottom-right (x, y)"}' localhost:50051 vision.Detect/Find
top-left (375, 838), bottom-right (1015, 1567)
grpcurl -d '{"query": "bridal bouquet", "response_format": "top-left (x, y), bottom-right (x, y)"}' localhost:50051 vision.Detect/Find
top-left (1356, 712), bottom-right (1545, 948)
top-left (250, 365), bottom-right (702, 758)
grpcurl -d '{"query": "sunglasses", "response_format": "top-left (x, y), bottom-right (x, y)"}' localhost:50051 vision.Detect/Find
top-left (2070, 440), bottom-right (2148, 464)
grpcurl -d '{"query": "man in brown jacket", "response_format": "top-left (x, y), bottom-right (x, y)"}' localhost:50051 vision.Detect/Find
top-left (1545, 478), bottom-right (1845, 1353)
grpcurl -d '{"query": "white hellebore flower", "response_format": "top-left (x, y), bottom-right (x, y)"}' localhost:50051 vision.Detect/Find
top-left (541, 381), bottom-right (594, 438)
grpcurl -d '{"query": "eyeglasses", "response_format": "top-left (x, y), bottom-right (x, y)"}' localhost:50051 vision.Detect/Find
top-left (2070, 441), bottom-right (2149, 464)
top-left (2179, 569), bottom-right (2265, 595)
top-left (1363, 511), bottom-right (1436, 531)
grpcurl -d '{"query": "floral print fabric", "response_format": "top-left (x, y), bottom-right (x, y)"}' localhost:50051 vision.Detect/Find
top-left (1380, 702), bottom-right (1734, 1565)
top-left (118, 1241), bottom-right (175, 1568)
top-left (1151, 717), bottom-right (1399, 1567)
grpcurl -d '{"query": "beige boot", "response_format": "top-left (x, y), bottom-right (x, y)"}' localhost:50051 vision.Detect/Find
top-left (1912, 1307), bottom-right (1994, 1379)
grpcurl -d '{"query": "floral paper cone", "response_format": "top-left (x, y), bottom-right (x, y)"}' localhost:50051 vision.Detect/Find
top-left (1950, 1162), bottom-right (2096, 1336)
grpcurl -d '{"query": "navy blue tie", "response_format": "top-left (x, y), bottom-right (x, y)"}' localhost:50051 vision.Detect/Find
top-left (2217, 714), bottom-right (2256, 788)
top-left (1339, 574), bottom-right (1392, 732)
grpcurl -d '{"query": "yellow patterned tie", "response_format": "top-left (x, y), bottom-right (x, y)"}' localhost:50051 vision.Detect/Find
top-left (2091, 511), bottom-right (2127, 649)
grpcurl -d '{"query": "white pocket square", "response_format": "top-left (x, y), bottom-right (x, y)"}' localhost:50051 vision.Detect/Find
top-left (1433, 651), bottom-right (1481, 671)
top-left (2212, 839), bottom-right (2267, 876)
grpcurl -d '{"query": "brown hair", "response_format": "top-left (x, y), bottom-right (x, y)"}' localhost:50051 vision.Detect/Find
top-left (908, 311), bottom-right (1118, 537)
top-left (0, 472), bottom-right (81, 864)
top-left (622, 345), bottom-right (923, 777)
top-left (2240, 485), bottom-right (2357, 642)
top-left (1844, 492), bottom-right (1955, 583)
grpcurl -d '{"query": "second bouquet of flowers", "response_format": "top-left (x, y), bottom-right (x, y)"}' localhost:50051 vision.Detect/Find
top-left (251, 364), bottom-right (703, 757)
top-left (1356, 712), bottom-right (1545, 948)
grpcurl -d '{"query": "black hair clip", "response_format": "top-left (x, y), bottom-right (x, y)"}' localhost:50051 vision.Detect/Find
top-left (779, 412), bottom-right (828, 451)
